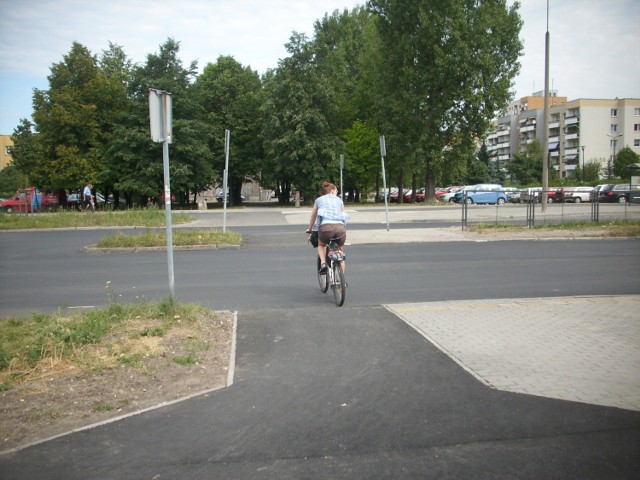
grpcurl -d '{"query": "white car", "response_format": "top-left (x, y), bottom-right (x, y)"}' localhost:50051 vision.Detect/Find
top-left (440, 186), bottom-right (468, 202)
top-left (561, 186), bottom-right (593, 203)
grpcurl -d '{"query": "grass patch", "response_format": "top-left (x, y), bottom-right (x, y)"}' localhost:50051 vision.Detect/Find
top-left (0, 298), bottom-right (218, 391)
top-left (0, 208), bottom-right (195, 230)
top-left (92, 402), bottom-right (115, 412)
top-left (468, 219), bottom-right (640, 236)
top-left (96, 228), bottom-right (242, 248)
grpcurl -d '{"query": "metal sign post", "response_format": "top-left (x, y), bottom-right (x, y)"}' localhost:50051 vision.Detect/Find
top-left (339, 154), bottom-right (344, 202)
top-left (223, 129), bottom-right (230, 233)
top-left (149, 88), bottom-right (175, 300)
top-left (379, 135), bottom-right (390, 231)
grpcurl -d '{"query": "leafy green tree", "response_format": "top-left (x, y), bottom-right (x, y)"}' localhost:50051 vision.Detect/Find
top-left (467, 144), bottom-right (490, 184)
top-left (508, 139), bottom-right (542, 186)
top-left (571, 159), bottom-right (602, 184)
top-left (312, 7), bottom-right (389, 200)
top-left (604, 158), bottom-right (615, 179)
top-left (9, 119), bottom-right (45, 186)
top-left (0, 165), bottom-right (28, 198)
top-left (194, 56), bottom-right (263, 205)
top-left (261, 33), bottom-right (340, 203)
top-left (31, 42), bottom-right (112, 191)
top-left (108, 38), bottom-right (212, 205)
top-left (312, 6), bottom-right (375, 130)
top-left (614, 146), bottom-right (640, 179)
top-left (369, 0), bottom-right (523, 199)
top-left (96, 43), bottom-right (134, 203)
top-left (343, 120), bottom-right (379, 202)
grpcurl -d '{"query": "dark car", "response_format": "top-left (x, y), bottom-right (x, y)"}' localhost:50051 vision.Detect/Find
top-left (597, 184), bottom-right (630, 203)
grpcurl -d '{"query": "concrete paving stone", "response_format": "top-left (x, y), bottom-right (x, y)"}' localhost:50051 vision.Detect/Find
top-left (384, 295), bottom-right (640, 411)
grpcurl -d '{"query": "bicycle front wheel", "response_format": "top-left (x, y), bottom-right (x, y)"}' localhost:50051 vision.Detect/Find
top-left (317, 256), bottom-right (328, 293)
top-left (331, 262), bottom-right (346, 306)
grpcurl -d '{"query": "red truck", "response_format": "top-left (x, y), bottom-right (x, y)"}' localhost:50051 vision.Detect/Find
top-left (1, 187), bottom-right (60, 213)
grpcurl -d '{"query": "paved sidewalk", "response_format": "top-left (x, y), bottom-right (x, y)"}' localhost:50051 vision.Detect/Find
top-left (385, 295), bottom-right (640, 411)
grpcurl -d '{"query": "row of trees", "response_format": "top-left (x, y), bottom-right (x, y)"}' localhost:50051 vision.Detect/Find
top-left (8, 1), bottom-right (525, 206)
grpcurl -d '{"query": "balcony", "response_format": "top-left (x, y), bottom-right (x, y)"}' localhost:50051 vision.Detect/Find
top-left (565, 133), bottom-right (579, 140)
top-left (565, 148), bottom-right (578, 156)
top-left (565, 116), bottom-right (580, 125)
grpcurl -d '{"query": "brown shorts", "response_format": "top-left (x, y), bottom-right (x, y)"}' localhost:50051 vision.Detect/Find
top-left (318, 223), bottom-right (346, 246)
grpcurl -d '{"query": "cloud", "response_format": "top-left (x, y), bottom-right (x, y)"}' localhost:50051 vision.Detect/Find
top-left (514, 0), bottom-right (640, 99)
top-left (0, 0), bottom-right (638, 134)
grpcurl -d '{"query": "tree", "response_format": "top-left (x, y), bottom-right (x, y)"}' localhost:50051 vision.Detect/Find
top-left (31, 42), bottom-right (111, 191)
top-left (261, 33), bottom-right (341, 203)
top-left (571, 159), bottom-right (602, 184)
top-left (108, 38), bottom-right (212, 205)
top-left (0, 165), bottom-right (28, 198)
top-left (343, 120), bottom-right (379, 202)
top-left (614, 146), bottom-right (640, 179)
top-left (467, 144), bottom-right (491, 184)
top-left (604, 158), bottom-right (615, 179)
top-left (9, 120), bottom-right (45, 187)
top-left (508, 139), bottom-right (542, 186)
top-left (369, 0), bottom-right (523, 199)
top-left (194, 56), bottom-right (263, 205)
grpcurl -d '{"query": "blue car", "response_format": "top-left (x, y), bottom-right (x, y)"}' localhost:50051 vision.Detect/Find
top-left (452, 184), bottom-right (508, 205)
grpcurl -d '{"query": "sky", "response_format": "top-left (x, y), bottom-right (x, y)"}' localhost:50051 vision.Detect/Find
top-left (0, 0), bottom-right (638, 135)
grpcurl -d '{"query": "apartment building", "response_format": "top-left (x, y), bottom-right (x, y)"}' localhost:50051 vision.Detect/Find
top-left (486, 94), bottom-right (640, 179)
top-left (0, 135), bottom-right (13, 170)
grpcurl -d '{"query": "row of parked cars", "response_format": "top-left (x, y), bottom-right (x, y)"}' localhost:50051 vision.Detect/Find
top-left (512, 184), bottom-right (636, 204)
top-left (386, 183), bottom-right (637, 205)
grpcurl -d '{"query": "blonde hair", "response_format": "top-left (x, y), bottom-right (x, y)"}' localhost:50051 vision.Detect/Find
top-left (322, 181), bottom-right (337, 194)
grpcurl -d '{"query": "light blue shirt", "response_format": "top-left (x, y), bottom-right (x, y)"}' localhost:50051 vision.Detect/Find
top-left (315, 194), bottom-right (350, 226)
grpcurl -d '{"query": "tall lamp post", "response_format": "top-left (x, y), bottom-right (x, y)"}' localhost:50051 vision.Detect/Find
top-left (580, 145), bottom-right (586, 183)
top-left (607, 133), bottom-right (623, 172)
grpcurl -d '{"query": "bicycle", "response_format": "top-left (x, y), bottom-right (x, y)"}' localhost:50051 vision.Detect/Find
top-left (310, 233), bottom-right (346, 307)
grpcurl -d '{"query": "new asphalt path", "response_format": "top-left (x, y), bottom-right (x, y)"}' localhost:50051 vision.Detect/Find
top-left (1, 205), bottom-right (639, 479)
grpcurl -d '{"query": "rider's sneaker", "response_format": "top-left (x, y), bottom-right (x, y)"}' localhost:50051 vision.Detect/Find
top-left (319, 263), bottom-right (328, 274)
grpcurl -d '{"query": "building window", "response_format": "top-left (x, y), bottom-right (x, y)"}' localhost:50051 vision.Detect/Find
top-left (635, 124), bottom-right (640, 132)
top-left (611, 124), bottom-right (618, 132)
top-left (635, 139), bottom-right (640, 147)
top-left (635, 108), bottom-right (640, 116)
top-left (4, 146), bottom-right (11, 155)
top-left (611, 108), bottom-right (618, 117)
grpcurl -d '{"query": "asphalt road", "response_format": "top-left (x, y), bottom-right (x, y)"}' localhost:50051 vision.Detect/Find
top-left (1, 225), bottom-right (638, 316)
top-left (1, 224), bottom-right (639, 479)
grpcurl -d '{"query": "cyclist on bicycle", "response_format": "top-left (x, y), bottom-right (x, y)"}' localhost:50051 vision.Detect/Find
top-left (307, 181), bottom-right (350, 274)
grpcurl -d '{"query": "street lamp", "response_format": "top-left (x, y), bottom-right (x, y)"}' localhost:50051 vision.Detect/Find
top-left (607, 133), bottom-right (623, 168)
top-left (580, 145), bottom-right (586, 183)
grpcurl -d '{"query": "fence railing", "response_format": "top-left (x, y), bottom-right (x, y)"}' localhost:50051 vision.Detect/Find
top-left (460, 188), bottom-right (640, 230)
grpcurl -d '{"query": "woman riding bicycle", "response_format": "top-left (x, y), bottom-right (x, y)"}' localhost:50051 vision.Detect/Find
top-left (307, 181), bottom-right (350, 274)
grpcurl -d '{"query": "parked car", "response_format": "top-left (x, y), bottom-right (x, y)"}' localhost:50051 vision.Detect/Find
top-left (389, 188), bottom-right (412, 203)
top-left (216, 191), bottom-right (245, 202)
top-left (436, 186), bottom-right (462, 201)
top-left (520, 187), bottom-right (561, 204)
top-left (1, 187), bottom-right (59, 213)
top-left (452, 184), bottom-right (508, 205)
top-left (597, 184), bottom-right (630, 203)
top-left (507, 188), bottom-right (526, 203)
top-left (558, 186), bottom-right (593, 203)
top-left (590, 184), bottom-right (610, 202)
top-left (440, 186), bottom-right (467, 202)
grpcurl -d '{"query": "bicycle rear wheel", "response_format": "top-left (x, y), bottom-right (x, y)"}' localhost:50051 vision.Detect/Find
top-left (317, 256), bottom-right (328, 293)
top-left (331, 262), bottom-right (346, 306)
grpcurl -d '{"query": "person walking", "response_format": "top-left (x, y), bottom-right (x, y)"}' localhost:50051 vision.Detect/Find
top-left (82, 183), bottom-right (95, 212)
top-left (307, 181), bottom-right (350, 274)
